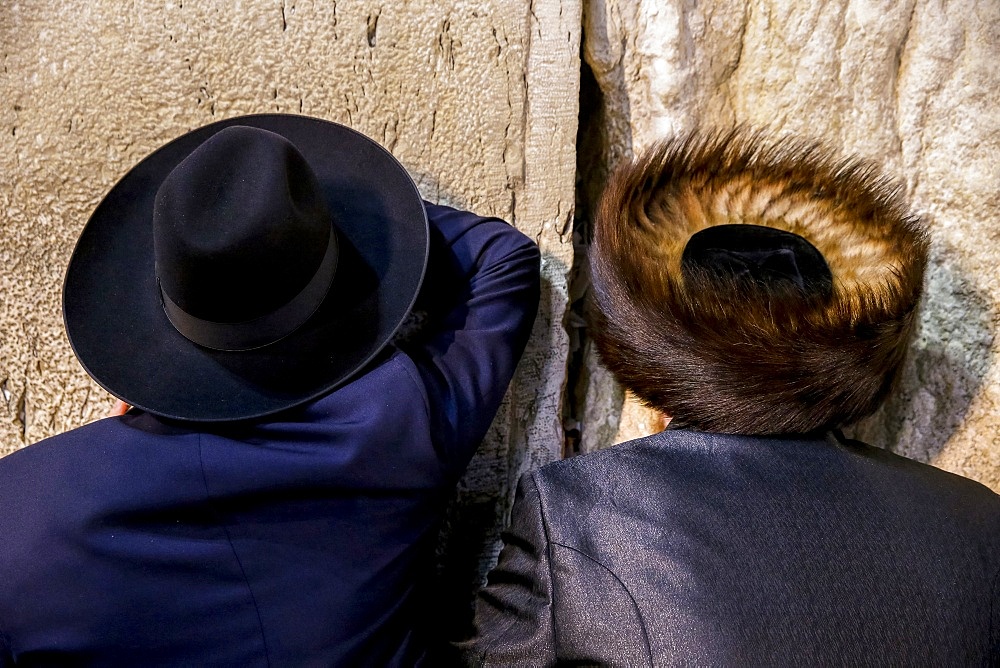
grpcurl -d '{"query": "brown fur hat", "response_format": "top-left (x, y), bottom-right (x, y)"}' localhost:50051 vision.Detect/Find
top-left (589, 128), bottom-right (929, 435)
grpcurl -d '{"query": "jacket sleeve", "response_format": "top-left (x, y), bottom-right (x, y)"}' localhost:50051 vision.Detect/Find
top-left (397, 201), bottom-right (540, 477)
top-left (462, 473), bottom-right (558, 667)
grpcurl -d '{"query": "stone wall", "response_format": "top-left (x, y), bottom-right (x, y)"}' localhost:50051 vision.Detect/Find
top-left (574, 0), bottom-right (1000, 492)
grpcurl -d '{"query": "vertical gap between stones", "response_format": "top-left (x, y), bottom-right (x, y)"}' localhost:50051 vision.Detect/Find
top-left (562, 53), bottom-right (605, 458)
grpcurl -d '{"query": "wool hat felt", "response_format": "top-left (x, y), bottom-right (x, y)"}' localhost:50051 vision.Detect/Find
top-left (63, 114), bottom-right (429, 422)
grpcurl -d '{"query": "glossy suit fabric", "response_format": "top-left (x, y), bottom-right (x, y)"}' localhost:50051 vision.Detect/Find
top-left (0, 203), bottom-right (540, 667)
top-left (467, 430), bottom-right (1000, 666)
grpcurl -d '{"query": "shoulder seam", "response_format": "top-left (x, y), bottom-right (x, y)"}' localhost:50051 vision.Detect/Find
top-left (547, 539), bottom-right (654, 666)
top-left (390, 350), bottom-right (432, 421)
top-left (527, 472), bottom-right (561, 657)
top-left (198, 434), bottom-right (272, 667)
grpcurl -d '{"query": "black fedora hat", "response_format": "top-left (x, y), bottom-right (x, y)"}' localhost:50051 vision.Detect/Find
top-left (63, 114), bottom-right (428, 422)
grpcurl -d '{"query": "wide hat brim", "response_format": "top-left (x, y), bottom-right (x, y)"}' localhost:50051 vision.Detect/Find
top-left (64, 114), bottom-right (429, 422)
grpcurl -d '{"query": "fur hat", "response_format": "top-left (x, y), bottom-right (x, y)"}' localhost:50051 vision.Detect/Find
top-left (588, 128), bottom-right (929, 435)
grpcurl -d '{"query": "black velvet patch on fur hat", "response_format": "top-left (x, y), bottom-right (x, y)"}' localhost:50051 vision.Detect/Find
top-left (681, 224), bottom-right (833, 298)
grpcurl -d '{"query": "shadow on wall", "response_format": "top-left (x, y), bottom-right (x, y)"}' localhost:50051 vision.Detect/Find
top-left (846, 240), bottom-right (995, 463)
top-left (434, 482), bottom-right (503, 643)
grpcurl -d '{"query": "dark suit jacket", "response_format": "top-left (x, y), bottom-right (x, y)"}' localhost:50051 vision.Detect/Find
top-left (0, 204), bottom-right (540, 667)
top-left (467, 430), bottom-right (1000, 666)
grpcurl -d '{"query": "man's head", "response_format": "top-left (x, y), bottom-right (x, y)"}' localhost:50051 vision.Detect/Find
top-left (64, 115), bottom-right (428, 422)
top-left (588, 128), bottom-right (929, 435)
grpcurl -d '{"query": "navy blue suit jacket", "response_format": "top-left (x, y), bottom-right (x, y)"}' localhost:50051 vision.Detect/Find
top-left (0, 204), bottom-right (540, 666)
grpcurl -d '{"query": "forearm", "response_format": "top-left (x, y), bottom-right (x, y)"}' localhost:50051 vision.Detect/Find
top-left (401, 202), bottom-right (541, 473)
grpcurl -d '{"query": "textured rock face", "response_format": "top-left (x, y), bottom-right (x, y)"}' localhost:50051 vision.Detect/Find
top-left (576, 0), bottom-right (999, 491)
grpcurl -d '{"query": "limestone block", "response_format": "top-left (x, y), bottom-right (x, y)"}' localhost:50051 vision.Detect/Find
top-left (578, 0), bottom-right (1000, 490)
top-left (0, 0), bottom-right (579, 636)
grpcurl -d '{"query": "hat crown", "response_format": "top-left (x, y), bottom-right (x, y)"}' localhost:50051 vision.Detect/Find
top-left (153, 125), bottom-right (332, 324)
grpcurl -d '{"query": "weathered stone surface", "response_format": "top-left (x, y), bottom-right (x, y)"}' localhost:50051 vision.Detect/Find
top-left (577, 0), bottom-right (1000, 490)
top-left (1, 0), bottom-right (579, 636)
